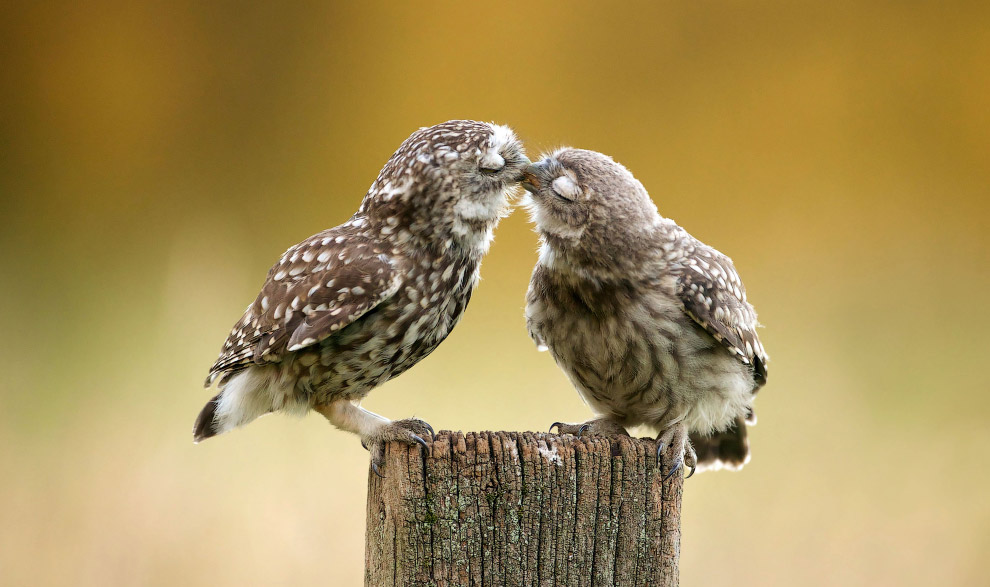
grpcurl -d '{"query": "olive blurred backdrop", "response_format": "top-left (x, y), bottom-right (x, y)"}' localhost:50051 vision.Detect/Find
top-left (1, 1), bottom-right (988, 585)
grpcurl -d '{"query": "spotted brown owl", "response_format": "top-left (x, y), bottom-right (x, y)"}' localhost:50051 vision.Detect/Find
top-left (195, 120), bottom-right (528, 474)
top-left (521, 148), bottom-right (768, 477)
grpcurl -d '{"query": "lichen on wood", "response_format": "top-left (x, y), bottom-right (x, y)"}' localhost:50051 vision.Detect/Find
top-left (365, 431), bottom-right (682, 587)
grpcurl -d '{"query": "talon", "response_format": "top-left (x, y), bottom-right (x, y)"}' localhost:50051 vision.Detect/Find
top-left (656, 443), bottom-right (664, 464)
top-left (685, 464), bottom-right (696, 479)
top-left (371, 462), bottom-right (385, 479)
top-left (550, 422), bottom-right (563, 433)
top-left (663, 460), bottom-right (682, 481)
top-left (411, 433), bottom-right (429, 453)
top-left (423, 421), bottom-right (435, 438)
top-left (578, 423), bottom-right (590, 437)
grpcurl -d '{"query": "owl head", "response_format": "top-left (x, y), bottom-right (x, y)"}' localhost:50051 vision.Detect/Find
top-left (521, 148), bottom-right (660, 273)
top-left (361, 120), bottom-right (529, 254)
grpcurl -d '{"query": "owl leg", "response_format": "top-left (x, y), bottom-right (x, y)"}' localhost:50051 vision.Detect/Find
top-left (656, 422), bottom-right (698, 480)
top-left (313, 399), bottom-right (433, 477)
top-left (550, 417), bottom-right (630, 437)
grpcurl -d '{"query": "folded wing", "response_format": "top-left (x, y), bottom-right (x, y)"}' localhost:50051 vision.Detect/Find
top-left (206, 230), bottom-right (401, 386)
top-left (671, 241), bottom-right (768, 386)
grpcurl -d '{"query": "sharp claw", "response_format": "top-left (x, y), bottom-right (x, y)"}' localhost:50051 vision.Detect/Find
top-left (663, 460), bottom-right (682, 482)
top-left (410, 433), bottom-right (429, 453)
top-left (578, 423), bottom-right (590, 437)
top-left (550, 422), bottom-right (563, 433)
top-left (423, 422), bottom-right (435, 438)
top-left (371, 462), bottom-right (385, 479)
top-left (685, 464), bottom-right (696, 479)
top-left (656, 443), bottom-right (664, 464)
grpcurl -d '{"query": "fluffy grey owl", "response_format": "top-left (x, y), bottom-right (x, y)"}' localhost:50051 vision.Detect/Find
top-left (521, 148), bottom-right (768, 477)
top-left (195, 120), bottom-right (528, 474)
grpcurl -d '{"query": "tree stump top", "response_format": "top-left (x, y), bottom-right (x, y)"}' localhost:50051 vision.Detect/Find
top-left (366, 430), bottom-right (682, 587)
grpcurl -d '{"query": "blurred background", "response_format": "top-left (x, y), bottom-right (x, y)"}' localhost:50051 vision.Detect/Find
top-left (1, 1), bottom-right (988, 585)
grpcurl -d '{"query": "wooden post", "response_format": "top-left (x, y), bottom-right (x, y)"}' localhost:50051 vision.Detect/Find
top-left (365, 431), bottom-right (682, 587)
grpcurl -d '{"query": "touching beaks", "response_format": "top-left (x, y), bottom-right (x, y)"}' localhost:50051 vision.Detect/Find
top-left (520, 161), bottom-right (548, 193)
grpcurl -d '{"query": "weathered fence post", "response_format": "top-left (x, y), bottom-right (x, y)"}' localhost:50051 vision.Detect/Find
top-left (365, 431), bottom-right (682, 586)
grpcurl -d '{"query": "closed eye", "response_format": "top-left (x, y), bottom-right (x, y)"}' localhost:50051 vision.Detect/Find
top-left (550, 176), bottom-right (580, 201)
top-left (479, 152), bottom-right (506, 174)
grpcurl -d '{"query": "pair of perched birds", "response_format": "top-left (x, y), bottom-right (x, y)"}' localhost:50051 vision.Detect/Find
top-left (193, 120), bottom-right (768, 479)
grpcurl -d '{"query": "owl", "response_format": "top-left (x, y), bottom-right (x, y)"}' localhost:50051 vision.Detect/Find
top-left (521, 148), bottom-right (767, 477)
top-left (194, 120), bottom-right (528, 475)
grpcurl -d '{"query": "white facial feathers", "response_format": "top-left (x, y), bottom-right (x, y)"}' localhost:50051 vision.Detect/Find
top-left (487, 123), bottom-right (518, 153)
top-left (551, 175), bottom-right (581, 201)
top-left (523, 193), bottom-right (586, 241)
top-left (454, 193), bottom-right (507, 221)
top-left (479, 151), bottom-right (505, 172)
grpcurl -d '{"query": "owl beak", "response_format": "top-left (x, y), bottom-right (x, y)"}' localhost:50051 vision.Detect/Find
top-left (520, 162), bottom-right (546, 193)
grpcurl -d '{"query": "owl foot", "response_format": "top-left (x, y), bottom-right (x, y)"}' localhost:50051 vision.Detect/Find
top-left (656, 423), bottom-right (697, 480)
top-left (549, 418), bottom-right (630, 437)
top-left (362, 418), bottom-right (434, 478)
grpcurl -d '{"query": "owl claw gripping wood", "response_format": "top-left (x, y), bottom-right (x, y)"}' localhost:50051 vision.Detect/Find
top-left (194, 120), bottom-right (528, 475)
top-left (522, 148), bottom-right (769, 477)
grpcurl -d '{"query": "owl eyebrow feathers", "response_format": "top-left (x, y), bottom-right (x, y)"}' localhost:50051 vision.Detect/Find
top-left (205, 230), bottom-right (401, 385)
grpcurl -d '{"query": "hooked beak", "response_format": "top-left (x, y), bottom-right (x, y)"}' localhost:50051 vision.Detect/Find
top-left (520, 160), bottom-right (547, 193)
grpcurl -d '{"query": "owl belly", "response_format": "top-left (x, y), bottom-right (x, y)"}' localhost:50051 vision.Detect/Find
top-left (290, 262), bottom-right (476, 404)
top-left (637, 320), bottom-right (755, 435)
top-left (544, 299), bottom-right (753, 435)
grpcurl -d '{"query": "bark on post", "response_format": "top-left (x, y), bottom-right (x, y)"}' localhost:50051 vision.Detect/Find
top-left (365, 431), bottom-right (682, 587)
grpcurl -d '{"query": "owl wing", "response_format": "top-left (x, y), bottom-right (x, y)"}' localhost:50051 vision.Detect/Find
top-left (671, 240), bottom-right (768, 385)
top-left (205, 230), bottom-right (401, 386)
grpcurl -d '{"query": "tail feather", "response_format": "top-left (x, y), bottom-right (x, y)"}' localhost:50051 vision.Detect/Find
top-left (193, 366), bottom-right (300, 443)
top-left (690, 416), bottom-right (751, 472)
top-left (193, 393), bottom-right (222, 443)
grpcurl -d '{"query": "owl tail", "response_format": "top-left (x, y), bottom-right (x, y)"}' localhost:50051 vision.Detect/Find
top-left (193, 393), bottom-right (222, 443)
top-left (690, 415), bottom-right (751, 472)
top-left (193, 366), bottom-right (306, 443)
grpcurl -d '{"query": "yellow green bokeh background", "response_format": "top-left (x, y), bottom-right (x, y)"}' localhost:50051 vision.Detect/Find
top-left (2, 2), bottom-right (988, 585)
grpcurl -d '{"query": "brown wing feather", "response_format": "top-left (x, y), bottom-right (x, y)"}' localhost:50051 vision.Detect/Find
top-left (205, 229), bottom-right (400, 385)
top-left (672, 242), bottom-right (768, 385)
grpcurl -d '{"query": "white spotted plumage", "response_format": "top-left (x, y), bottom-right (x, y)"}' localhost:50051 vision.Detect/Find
top-left (195, 121), bottom-right (529, 465)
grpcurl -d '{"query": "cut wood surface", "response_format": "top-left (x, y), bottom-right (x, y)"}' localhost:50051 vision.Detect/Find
top-left (365, 431), bottom-right (682, 587)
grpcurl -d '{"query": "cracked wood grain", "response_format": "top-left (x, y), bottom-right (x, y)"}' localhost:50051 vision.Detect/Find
top-left (365, 431), bottom-right (682, 587)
